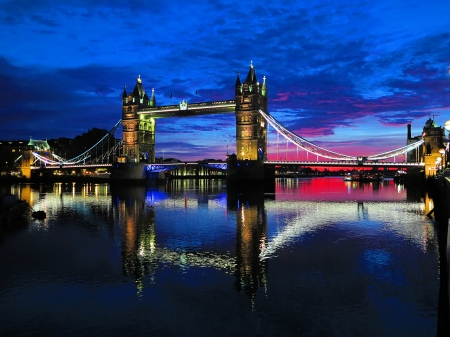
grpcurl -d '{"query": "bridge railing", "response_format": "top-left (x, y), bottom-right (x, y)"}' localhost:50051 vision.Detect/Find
top-left (264, 160), bottom-right (425, 167)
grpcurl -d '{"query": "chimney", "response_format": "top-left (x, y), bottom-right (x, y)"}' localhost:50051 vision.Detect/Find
top-left (407, 124), bottom-right (412, 140)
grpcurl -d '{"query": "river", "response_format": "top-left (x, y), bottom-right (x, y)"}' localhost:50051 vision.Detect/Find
top-left (0, 177), bottom-right (448, 336)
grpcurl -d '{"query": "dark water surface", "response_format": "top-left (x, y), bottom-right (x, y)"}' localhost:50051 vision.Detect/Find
top-left (0, 178), bottom-right (447, 336)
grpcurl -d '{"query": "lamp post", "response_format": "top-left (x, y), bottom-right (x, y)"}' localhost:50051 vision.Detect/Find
top-left (436, 155), bottom-right (443, 175)
top-left (444, 120), bottom-right (450, 170)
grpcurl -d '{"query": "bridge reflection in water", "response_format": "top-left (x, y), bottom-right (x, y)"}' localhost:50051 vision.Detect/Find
top-left (110, 180), bottom-right (272, 298)
top-left (3, 178), bottom-right (448, 335)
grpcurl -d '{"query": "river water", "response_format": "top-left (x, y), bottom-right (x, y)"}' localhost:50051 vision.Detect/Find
top-left (0, 177), bottom-right (448, 336)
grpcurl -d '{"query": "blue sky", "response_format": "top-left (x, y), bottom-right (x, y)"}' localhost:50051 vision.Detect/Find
top-left (0, 0), bottom-right (449, 160)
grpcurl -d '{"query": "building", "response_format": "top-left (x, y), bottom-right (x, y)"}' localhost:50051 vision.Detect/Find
top-left (406, 118), bottom-right (446, 176)
top-left (0, 140), bottom-right (28, 174)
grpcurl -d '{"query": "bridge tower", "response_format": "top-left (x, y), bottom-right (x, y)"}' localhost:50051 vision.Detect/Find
top-left (227, 62), bottom-right (273, 185)
top-left (234, 62), bottom-right (268, 160)
top-left (20, 150), bottom-right (32, 179)
top-left (120, 76), bottom-right (156, 163)
top-left (20, 139), bottom-right (51, 179)
top-left (421, 118), bottom-right (446, 177)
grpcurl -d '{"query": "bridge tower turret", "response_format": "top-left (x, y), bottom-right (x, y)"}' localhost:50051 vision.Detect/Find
top-left (234, 62), bottom-right (268, 161)
top-left (119, 75), bottom-right (156, 164)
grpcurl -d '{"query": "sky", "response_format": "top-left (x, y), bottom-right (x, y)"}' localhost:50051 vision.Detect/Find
top-left (0, 0), bottom-right (449, 161)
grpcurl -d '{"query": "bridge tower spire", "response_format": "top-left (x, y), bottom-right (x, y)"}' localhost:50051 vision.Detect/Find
top-left (233, 61), bottom-right (268, 161)
top-left (120, 75), bottom-right (156, 164)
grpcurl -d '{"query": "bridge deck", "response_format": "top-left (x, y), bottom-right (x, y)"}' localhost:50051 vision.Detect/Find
top-left (32, 161), bottom-right (425, 170)
top-left (265, 160), bottom-right (425, 167)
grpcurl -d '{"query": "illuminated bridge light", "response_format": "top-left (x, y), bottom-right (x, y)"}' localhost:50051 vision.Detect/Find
top-left (145, 164), bottom-right (185, 173)
top-left (198, 163), bottom-right (227, 170)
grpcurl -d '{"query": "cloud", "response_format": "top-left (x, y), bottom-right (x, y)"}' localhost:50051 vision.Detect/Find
top-left (30, 14), bottom-right (59, 27)
top-left (0, 0), bottom-right (450, 161)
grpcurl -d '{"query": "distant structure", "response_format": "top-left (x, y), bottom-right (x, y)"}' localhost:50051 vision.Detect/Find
top-left (406, 118), bottom-right (446, 176)
top-left (119, 75), bottom-right (156, 164)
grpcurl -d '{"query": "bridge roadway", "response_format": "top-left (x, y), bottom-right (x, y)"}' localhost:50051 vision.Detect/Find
top-left (33, 160), bottom-right (424, 173)
top-left (31, 164), bottom-right (113, 170)
top-left (145, 160), bottom-right (424, 172)
top-left (264, 160), bottom-right (425, 168)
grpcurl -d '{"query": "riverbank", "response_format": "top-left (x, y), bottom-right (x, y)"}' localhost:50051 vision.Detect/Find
top-left (0, 193), bottom-right (29, 224)
top-left (426, 174), bottom-right (450, 223)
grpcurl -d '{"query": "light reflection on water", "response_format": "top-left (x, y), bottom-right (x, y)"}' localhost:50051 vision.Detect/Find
top-left (0, 177), bottom-right (446, 336)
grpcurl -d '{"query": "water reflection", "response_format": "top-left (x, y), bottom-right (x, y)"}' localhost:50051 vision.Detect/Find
top-left (110, 178), bottom-right (446, 335)
top-left (113, 186), bottom-right (156, 293)
top-left (110, 183), bottom-right (235, 295)
top-left (2, 179), bottom-right (441, 284)
top-left (109, 183), bottom-right (273, 300)
top-left (1, 178), bottom-right (449, 336)
top-left (227, 186), bottom-right (270, 299)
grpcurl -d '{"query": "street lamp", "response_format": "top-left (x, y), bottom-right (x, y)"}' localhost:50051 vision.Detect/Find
top-left (445, 120), bottom-right (450, 133)
top-left (443, 120), bottom-right (450, 171)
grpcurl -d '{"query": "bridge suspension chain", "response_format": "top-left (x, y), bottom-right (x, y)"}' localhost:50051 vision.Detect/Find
top-left (259, 110), bottom-right (424, 161)
top-left (259, 110), bottom-right (357, 161)
top-left (28, 119), bottom-right (123, 166)
top-left (366, 139), bottom-right (424, 161)
top-left (89, 139), bottom-right (123, 165)
top-left (29, 119), bottom-right (122, 167)
top-left (62, 119), bottom-right (122, 164)
top-left (32, 152), bottom-right (62, 166)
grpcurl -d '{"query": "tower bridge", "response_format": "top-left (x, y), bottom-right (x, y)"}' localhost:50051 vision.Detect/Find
top-left (114, 61), bottom-right (439, 181)
top-left (19, 62), bottom-right (446, 180)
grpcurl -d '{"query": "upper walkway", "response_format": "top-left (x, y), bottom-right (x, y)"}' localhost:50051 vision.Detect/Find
top-left (138, 100), bottom-right (236, 117)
